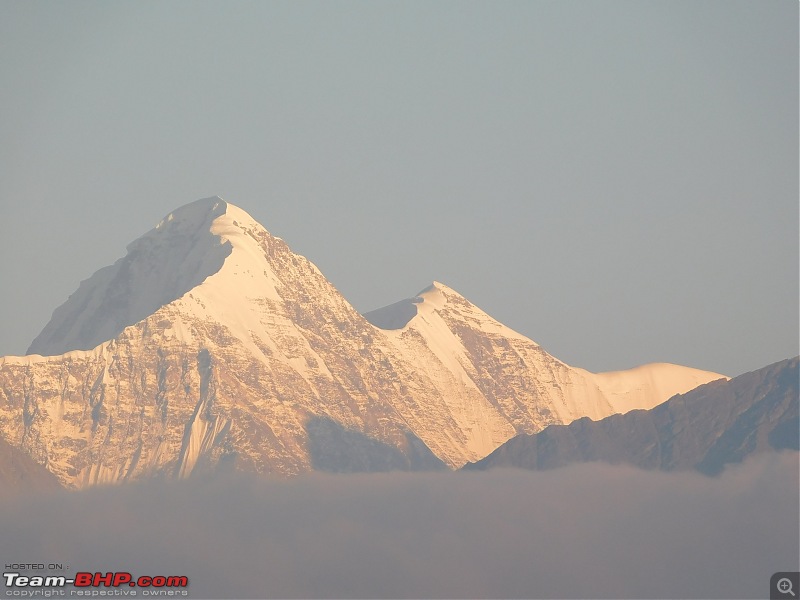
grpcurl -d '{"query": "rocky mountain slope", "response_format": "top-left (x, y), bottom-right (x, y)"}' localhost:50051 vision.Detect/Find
top-left (466, 357), bottom-right (798, 475)
top-left (364, 282), bottom-right (724, 459)
top-left (0, 197), bottom-right (725, 488)
top-left (0, 431), bottom-right (61, 494)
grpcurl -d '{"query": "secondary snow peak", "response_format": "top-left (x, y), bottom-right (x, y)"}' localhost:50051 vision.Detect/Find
top-left (416, 281), bottom-right (464, 308)
top-left (364, 282), bottom-right (468, 331)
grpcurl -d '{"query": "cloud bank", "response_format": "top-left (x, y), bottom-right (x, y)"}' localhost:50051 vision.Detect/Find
top-left (1, 453), bottom-right (797, 599)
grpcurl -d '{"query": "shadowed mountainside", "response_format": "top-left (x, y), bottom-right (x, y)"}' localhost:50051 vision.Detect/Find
top-left (466, 357), bottom-right (799, 475)
top-left (0, 432), bottom-right (61, 494)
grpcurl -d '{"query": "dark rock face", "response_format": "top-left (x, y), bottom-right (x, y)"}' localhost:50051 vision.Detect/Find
top-left (305, 417), bottom-right (446, 473)
top-left (466, 357), bottom-right (799, 475)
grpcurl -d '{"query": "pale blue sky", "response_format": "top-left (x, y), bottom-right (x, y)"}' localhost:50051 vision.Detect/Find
top-left (1, 0), bottom-right (797, 376)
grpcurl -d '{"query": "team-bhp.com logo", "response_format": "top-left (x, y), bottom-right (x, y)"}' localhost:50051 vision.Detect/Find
top-left (4, 572), bottom-right (189, 596)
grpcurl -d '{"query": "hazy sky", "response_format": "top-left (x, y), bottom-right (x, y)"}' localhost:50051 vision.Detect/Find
top-left (1, 453), bottom-right (798, 599)
top-left (1, 1), bottom-right (797, 376)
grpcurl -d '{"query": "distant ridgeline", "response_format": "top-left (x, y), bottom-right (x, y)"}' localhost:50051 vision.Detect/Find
top-left (466, 357), bottom-right (799, 475)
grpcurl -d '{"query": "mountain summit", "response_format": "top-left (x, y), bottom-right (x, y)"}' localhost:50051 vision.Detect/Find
top-left (1, 198), bottom-right (725, 487)
top-left (29, 198), bottom-right (232, 356)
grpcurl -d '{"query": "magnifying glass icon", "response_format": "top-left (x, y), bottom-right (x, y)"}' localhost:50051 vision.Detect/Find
top-left (778, 578), bottom-right (796, 597)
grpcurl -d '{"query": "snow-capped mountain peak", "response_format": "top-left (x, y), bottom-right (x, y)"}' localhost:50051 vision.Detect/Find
top-left (153, 196), bottom-right (227, 235)
top-left (27, 197), bottom-right (299, 358)
top-left (28, 197), bottom-right (237, 356)
top-left (364, 281), bottom-right (537, 345)
top-left (3, 197), bottom-right (727, 487)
